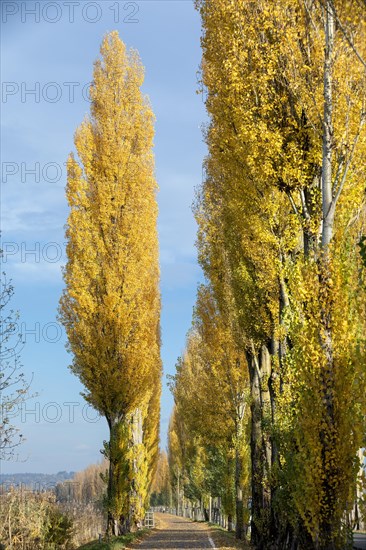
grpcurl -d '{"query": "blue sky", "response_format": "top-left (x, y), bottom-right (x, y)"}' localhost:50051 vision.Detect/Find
top-left (1, 0), bottom-right (207, 474)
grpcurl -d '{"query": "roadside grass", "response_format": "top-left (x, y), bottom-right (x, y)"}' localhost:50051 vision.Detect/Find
top-left (207, 522), bottom-right (252, 550)
top-left (77, 528), bottom-right (150, 550)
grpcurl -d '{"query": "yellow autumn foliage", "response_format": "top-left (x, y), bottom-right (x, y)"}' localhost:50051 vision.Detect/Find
top-left (60, 31), bottom-right (161, 534)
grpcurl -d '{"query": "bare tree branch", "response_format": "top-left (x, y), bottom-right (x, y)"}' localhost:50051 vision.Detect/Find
top-left (329, 0), bottom-right (366, 68)
top-left (333, 113), bottom-right (365, 206)
top-left (0, 264), bottom-right (35, 460)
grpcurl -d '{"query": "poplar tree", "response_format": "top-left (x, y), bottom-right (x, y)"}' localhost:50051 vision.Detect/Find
top-left (195, 1), bottom-right (366, 548)
top-left (59, 31), bottom-right (161, 535)
top-left (169, 284), bottom-right (250, 537)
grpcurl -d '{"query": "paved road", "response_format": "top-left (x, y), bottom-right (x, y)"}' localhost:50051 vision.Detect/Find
top-left (353, 533), bottom-right (366, 550)
top-left (133, 513), bottom-right (215, 550)
top-left (134, 514), bottom-right (365, 550)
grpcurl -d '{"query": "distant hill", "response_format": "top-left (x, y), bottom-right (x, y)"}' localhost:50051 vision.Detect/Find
top-left (0, 471), bottom-right (75, 491)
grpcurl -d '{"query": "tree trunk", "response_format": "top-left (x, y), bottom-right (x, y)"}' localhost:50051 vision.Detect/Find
top-left (319, 4), bottom-right (338, 549)
top-left (248, 348), bottom-right (263, 548)
top-left (318, 258), bottom-right (337, 550)
top-left (322, 0), bottom-right (334, 249)
top-left (270, 276), bottom-right (291, 547)
top-left (129, 408), bottom-right (144, 531)
top-left (247, 345), bottom-right (272, 549)
top-left (235, 446), bottom-right (244, 539)
top-left (106, 416), bottom-right (129, 536)
top-left (235, 397), bottom-right (246, 539)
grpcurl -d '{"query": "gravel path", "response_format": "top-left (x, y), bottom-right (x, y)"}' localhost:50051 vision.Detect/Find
top-left (132, 513), bottom-right (215, 550)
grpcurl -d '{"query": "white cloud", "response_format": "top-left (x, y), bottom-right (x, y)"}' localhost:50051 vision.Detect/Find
top-left (10, 261), bottom-right (64, 284)
top-left (1, 184), bottom-right (66, 235)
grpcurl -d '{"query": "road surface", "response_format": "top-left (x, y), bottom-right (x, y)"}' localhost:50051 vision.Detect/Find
top-left (353, 533), bottom-right (366, 550)
top-left (133, 513), bottom-right (215, 550)
top-left (134, 513), bottom-right (365, 550)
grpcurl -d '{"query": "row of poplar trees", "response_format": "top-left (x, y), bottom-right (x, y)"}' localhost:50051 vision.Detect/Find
top-left (59, 32), bottom-right (162, 536)
top-left (169, 1), bottom-right (366, 550)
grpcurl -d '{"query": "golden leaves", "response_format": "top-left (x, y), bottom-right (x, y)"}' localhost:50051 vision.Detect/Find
top-left (193, 0), bottom-right (366, 544)
top-left (59, 31), bottom-right (161, 524)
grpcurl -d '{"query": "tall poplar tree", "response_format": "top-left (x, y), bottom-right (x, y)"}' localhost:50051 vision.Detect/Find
top-left (59, 31), bottom-right (161, 535)
top-left (195, 1), bottom-right (366, 548)
top-left (169, 284), bottom-right (250, 537)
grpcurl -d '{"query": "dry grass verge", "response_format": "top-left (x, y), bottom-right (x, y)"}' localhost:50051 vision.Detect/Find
top-left (206, 522), bottom-right (252, 550)
top-left (77, 529), bottom-right (152, 550)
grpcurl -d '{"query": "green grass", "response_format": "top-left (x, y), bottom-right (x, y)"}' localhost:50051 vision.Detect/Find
top-left (77, 528), bottom-right (150, 550)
